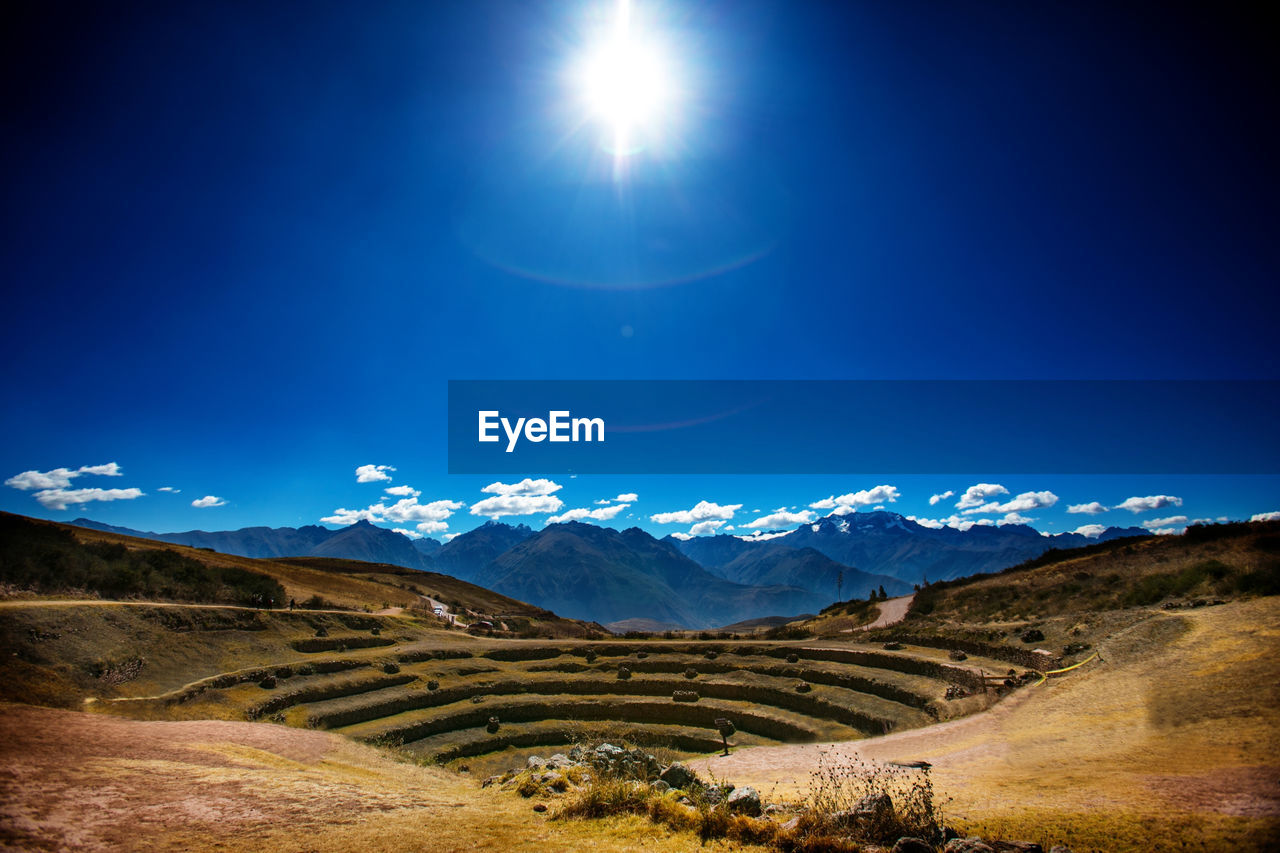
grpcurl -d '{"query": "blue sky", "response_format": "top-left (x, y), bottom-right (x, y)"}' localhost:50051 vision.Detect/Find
top-left (2, 2), bottom-right (1277, 542)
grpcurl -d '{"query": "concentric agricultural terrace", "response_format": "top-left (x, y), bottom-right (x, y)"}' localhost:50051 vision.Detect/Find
top-left (119, 625), bottom-right (1018, 763)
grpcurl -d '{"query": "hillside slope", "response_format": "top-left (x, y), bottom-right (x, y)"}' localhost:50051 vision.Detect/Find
top-left (693, 595), bottom-right (1280, 850)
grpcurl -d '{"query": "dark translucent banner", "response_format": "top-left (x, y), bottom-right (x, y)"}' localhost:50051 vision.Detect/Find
top-left (447, 380), bottom-right (1279, 474)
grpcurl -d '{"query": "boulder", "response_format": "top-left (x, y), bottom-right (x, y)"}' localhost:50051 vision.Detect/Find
top-left (660, 762), bottom-right (697, 790)
top-left (992, 843), bottom-right (1043, 853)
top-left (527, 756), bottom-right (547, 770)
top-left (726, 786), bottom-right (761, 816)
top-left (651, 779), bottom-right (671, 793)
top-left (853, 793), bottom-right (894, 822)
top-left (944, 839), bottom-right (996, 853)
top-left (548, 753), bottom-right (571, 768)
top-left (567, 744), bottom-right (585, 762)
top-left (704, 784), bottom-right (734, 804)
top-left (892, 840), bottom-right (934, 853)
top-left (1019, 628), bottom-right (1045, 643)
top-left (1047, 847), bottom-right (1073, 853)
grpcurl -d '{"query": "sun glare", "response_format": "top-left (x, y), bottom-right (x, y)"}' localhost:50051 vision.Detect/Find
top-left (576, 0), bottom-right (678, 160)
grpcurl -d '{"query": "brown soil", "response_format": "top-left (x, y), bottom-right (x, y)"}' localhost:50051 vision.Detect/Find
top-left (0, 702), bottom-right (752, 853)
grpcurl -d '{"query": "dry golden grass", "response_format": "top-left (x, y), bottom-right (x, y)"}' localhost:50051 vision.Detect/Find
top-left (690, 597), bottom-right (1280, 851)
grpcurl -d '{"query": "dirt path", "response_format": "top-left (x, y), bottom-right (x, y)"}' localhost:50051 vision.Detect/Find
top-left (863, 593), bottom-right (914, 630)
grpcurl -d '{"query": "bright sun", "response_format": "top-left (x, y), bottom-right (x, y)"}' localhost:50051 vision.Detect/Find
top-left (577, 0), bottom-right (676, 157)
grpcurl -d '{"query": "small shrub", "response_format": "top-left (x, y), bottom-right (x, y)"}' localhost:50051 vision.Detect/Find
top-left (382, 662), bottom-right (400, 674)
top-left (684, 668), bottom-right (698, 679)
top-left (617, 665), bottom-right (631, 680)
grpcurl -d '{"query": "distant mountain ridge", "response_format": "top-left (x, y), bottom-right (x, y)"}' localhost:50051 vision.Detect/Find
top-left (672, 511), bottom-right (1150, 586)
top-left (69, 518), bottom-right (441, 571)
top-left (68, 510), bottom-right (1152, 629)
top-left (472, 521), bottom-right (826, 629)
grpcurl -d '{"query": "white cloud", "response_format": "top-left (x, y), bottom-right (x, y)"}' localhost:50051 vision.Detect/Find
top-left (963, 491), bottom-right (1059, 516)
top-left (33, 487), bottom-right (144, 511)
top-left (1116, 495), bottom-right (1182, 514)
top-left (157, 486), bottom-right (180, 493)
top-left (735, 529), bottom-right (792, 541)
top-left (384, 485), bottom-right (421, 498)
top-left (593, 499), bottom-right (612, 505)
top-left (481, 478), bottom-right (562, 497)
top-left (928, 490), bottom-right (954, 506)
top-left (650, 500), bottom-right (742, 525)
top-left (6, 463), bottom-right (124, 492)
top-left (546, 503), bottom-right (631, 525)
top-left (615, 493), bottom-right (638, 503)
top-left (999, 512), bottom-right (1035, 526)
top-left (191, 495), bottom-right (227, 508)
top-left (1142, 515), bottom-right (1188, 530)
top-left (79, 463), bottom-right (122, 477)
top-left (810, 485), bottom-right (900, 513)
top-left (1067, 502), bottom-right (1108, 515)
top-left (322, 496), bottom-right (463, 529)
top-left (1251, 511), bottom-right (1280, 522)
top-left (471, 494), bottom-right (564, 519)
top-left (393, 527), bottom-right (423, 540)
top-left (1072, 524), bottom-right (1108, 539)
top-left (382, 498), bottom-right (463, 524)
top-left (955, 483), bottom-right (1009, 510)
top-left (321, 507), bottom-right (381, 525)
top-left (669, 531), bottom-right (694, 540)
top-left (745, 509), bottom-right (816, 530)
top-left (907, 514), bottom-right (994, 532)
top-left (688, 520), bottom-right (725, 536)
top-left (416, 520), bottom-right (449, 534)
top-left (355, 464), bottom-right (395, 483)
top-left (442, 532), bottom-right (461, 542)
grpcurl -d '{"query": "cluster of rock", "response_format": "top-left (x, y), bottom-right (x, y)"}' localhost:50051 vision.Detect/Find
top-left (485, 744), bottom-right (1071, 853)
top-left (483, 743), bottom-right (764, 816)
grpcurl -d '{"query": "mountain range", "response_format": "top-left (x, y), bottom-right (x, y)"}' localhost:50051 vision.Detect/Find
top-left (70, 517), bottom-right (441, 571)
top-left (70, 511), bottom-right (1149, 628)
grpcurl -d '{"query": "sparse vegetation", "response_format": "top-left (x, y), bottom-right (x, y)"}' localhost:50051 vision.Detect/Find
top-left (0, 514), bottom-right (285, 606)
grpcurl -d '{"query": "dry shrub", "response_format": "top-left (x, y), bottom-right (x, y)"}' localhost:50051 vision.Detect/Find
top-left (799, 751), bottom-right (948, 846)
